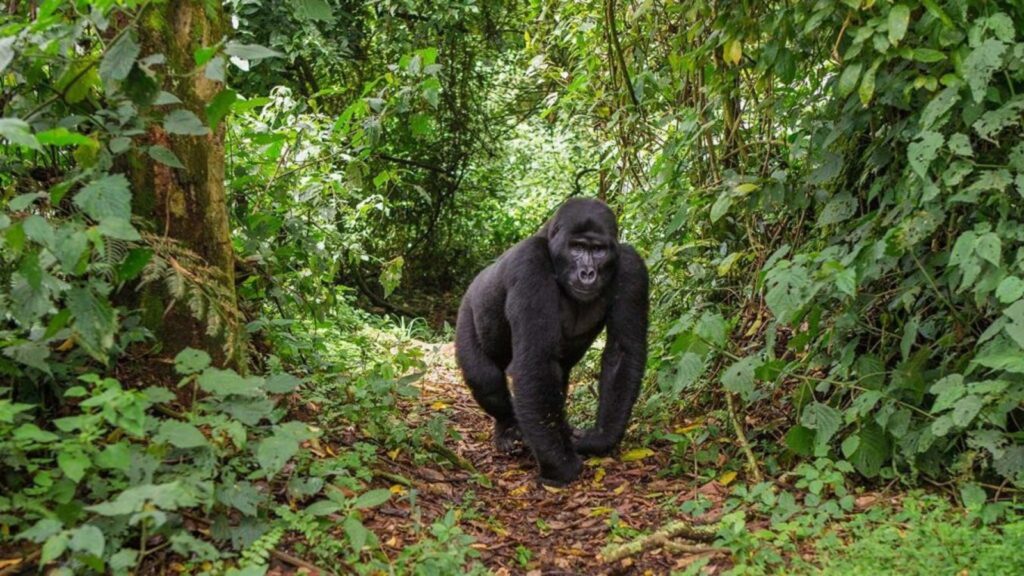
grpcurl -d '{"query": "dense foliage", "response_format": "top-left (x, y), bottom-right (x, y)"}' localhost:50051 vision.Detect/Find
top-left (2, 0), bottom-right (1024, 573)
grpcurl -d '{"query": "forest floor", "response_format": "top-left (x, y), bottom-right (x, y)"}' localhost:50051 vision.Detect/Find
top-left (362, 343), bottom-right (731, 575)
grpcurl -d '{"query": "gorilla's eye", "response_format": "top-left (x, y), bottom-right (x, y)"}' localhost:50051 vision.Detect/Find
top-left (593, 246), bottom-right (607, 258)
top-left (570, 243), bottom-right (585, 256)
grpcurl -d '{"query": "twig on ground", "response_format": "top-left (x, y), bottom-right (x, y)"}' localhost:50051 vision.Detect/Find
top-left (600, 520), bottom-right (720, 563)
top-left (270, 548), bottom-right (337, 575)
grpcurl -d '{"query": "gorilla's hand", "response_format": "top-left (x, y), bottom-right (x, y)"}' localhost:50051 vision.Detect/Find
top-left (537, 451), bottom-right (583, 487)
top-left (572, 427), bottom-right (616, 456)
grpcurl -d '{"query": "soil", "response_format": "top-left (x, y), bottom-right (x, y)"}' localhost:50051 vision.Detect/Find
top-left (360, 344), bottom-right (730, 575)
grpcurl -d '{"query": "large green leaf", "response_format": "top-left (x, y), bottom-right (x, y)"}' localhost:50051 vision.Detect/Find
top-left (74, 174), bottom-right (132, 222)
top-left (887, 4), bottom-right (910, 46)
top-left (800, 402), bottom-right (842, 446)
top-left (963, 39), bottom-right (1006, 103)
top-left (721, 355), bottom-right (762, 399)
top-left (100, 32), bottom-right (140, 83)
top-left (164, 109), bottom-right (209, 136)
top-left (67, 285), bottom-right (117, 362)
top-left (255, 433), bottom-right (299, 478)
top-left (156, 420), bottom-right (209, 449)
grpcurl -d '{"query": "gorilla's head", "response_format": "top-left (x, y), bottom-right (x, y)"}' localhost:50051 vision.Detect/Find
top-left (544, 198), bottom-right (619, 302)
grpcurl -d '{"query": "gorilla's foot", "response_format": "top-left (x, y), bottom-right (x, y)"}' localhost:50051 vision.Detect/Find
top-left (572, 427), bottom-right (615, 456)
top-left (493, 419), bottom-right (523, 453)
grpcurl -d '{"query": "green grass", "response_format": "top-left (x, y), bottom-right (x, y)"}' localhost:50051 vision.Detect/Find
top-left (805, 495), bottom-right (1024, 575)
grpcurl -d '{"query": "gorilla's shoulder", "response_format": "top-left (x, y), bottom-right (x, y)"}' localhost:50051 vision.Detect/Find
top-left (616, 243), bottom-right (649, 288)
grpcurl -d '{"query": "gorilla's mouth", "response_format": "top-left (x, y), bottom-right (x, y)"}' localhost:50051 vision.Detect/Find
top-left (569, 283), bottom-right (600, 301)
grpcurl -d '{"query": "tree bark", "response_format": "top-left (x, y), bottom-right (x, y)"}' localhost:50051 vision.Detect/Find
top-left (129, 1), bottom-right (243, 369)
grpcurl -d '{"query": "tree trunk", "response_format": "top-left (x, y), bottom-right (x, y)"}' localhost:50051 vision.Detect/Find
top-left (129, 1), bottom-right (243, 369)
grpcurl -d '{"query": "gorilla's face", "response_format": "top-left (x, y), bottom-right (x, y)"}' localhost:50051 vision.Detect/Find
top-left (547, 199), bottom-right (619, 302)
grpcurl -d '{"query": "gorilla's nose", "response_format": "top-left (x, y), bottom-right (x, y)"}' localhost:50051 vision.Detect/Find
top-left (578, 268), bottom-right (597, 285)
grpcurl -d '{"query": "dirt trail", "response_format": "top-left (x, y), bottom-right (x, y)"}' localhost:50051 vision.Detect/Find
top-left (364, 344), bottom-right (728, 574)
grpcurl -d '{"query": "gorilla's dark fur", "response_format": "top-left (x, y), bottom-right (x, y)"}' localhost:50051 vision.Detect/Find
top-left (455, 198), bottom-right (649, 485)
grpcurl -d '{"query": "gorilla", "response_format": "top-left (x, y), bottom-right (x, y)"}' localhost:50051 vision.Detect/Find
top-left (455, 198), bottom-right (649, 485)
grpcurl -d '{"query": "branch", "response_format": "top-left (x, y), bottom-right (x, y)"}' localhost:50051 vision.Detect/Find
top-left (726, 392), bottom-right (763, 483)
top-left (376, 153), bottom-right (455, 178)
top-left (600, 520), bottom-right (720, 563)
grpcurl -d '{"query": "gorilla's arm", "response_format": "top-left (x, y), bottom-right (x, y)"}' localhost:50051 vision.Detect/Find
top-left (504, 239), bottom-right (583, 484)
top-left (574, 245), bottom-right (649, 455)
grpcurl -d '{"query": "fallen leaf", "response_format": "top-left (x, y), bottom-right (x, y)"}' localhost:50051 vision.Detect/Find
top-left (719, 471), bottom-right (738, 486)
top-left (620, 448), bottom-right (654, 462)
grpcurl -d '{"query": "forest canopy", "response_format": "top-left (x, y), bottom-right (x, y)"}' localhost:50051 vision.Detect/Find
top-left (2, 0), bottom-right (1024, 573)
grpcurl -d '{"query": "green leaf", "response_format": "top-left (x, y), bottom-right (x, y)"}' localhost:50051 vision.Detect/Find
top-left (972, 97), bottom-right (1024, 142)
top-left (908, 131), bottom-right (944, 180)
top-left (816, 193), bottom-right (857, 227)
top-left (952, 395), bottom-right (983, 427)
top-left (964, 39), bottom-right (1007, 103)
top-left (345, 517), bottom-right (371, 553)
top-left (784, 425), bottom-right (815, 457)
top-left (709, 193), bottom-right (733, 223)
top-left (887, 4), bottom-right (910, 46)
top-left (290, 0), bottom-right (334, 22)
top-left (100, 32), bottom-right (140, 83)
top-left (800, 402), bottom-right (842, 446)
top-left (960, 482), bottom-right (987, 511)
top-left (0, 36), bottom-right (14, 73)
top-left (13, 423), bottom-right (58, 443)
top-left (975, 233), bottom-right (1001, 265)
top-left (695, 311), bottom-right (727, 347)
top-left (255, 433), bottom-right (300, 478)
top-left (849, 424), bottom-right (890, 478)
top-left (164, 109), bottom-right (209, 136)
top-left (721, 355), bottom-right (762, 399)
top-left (303, 499), bottom-right (342, 517)
top-left (912, 48), bottom-right (946, 63)
top-left (996, 277), bottom-right (1024, 304)
top-left (919, 86), bottom-right (960, 130)
top-left (930, 374), bottom-right (966, 413)
top-left (198, 368), bottom-right (262, 397)
top-left (0, 117), bottom-right (41, 150)
top-left (224, 42), bottom-right (283, 62)
top-left (67, 285), bottom-right (117, 362)
top-left (17, 518), bottom-right (63, 543)
top-left (265, 372), bottom-right (302, 394)
top-left (947, 133), bottom-right (973, 156)
top-left (95, 442), bottom-right (132, 471)
top-left (175, 348), bottom-right (211, 374)
top-left (148, 145), bottom-right (185, 169)
top-left (206, 89), bottom-right (237, 131)
top-left (41, 533), bottom-right (68, 564)
top-left (97, 218), bottom-right (141, 241)
top-left (118, 248), bottom-right (152, 282)
top-left (58, 449), bottom-right (90, 483)
top-left (68, 525), bottom-right (104, 558)
top-left (36, 127), bottom-right (92, 147)
top-left (156, 420), bottom-right (208, 449)
top-left (74, 174), bottom-right (132, 222)
top-left (352, 488), bottom-right (391, 509)
top-left (670, 353), bottom-right (706, 394)
top-left (837, 63), bottom-right (862, 98)
top-left (87, 482), bottom-right (197, 516)
top-left (858, 60), bottom-right (879, 106)
top-left (765, 265), bottom-right (813, 324)
top-left (841, 434), bottom-right (860, 458)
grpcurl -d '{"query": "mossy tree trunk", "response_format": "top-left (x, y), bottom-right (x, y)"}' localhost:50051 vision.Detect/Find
top-left (130, 1), bottom-right (243, 369)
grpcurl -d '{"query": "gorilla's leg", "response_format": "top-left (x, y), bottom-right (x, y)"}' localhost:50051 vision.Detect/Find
top-left (455, 317), bottom-right (520, 452)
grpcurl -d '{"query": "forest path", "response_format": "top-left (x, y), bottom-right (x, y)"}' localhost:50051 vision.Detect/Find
top-left (364, 343), bottom-right (729, 575)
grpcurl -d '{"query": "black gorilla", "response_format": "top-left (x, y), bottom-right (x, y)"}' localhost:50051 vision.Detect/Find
top-left (455, 198), bottom-right (649, 485)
